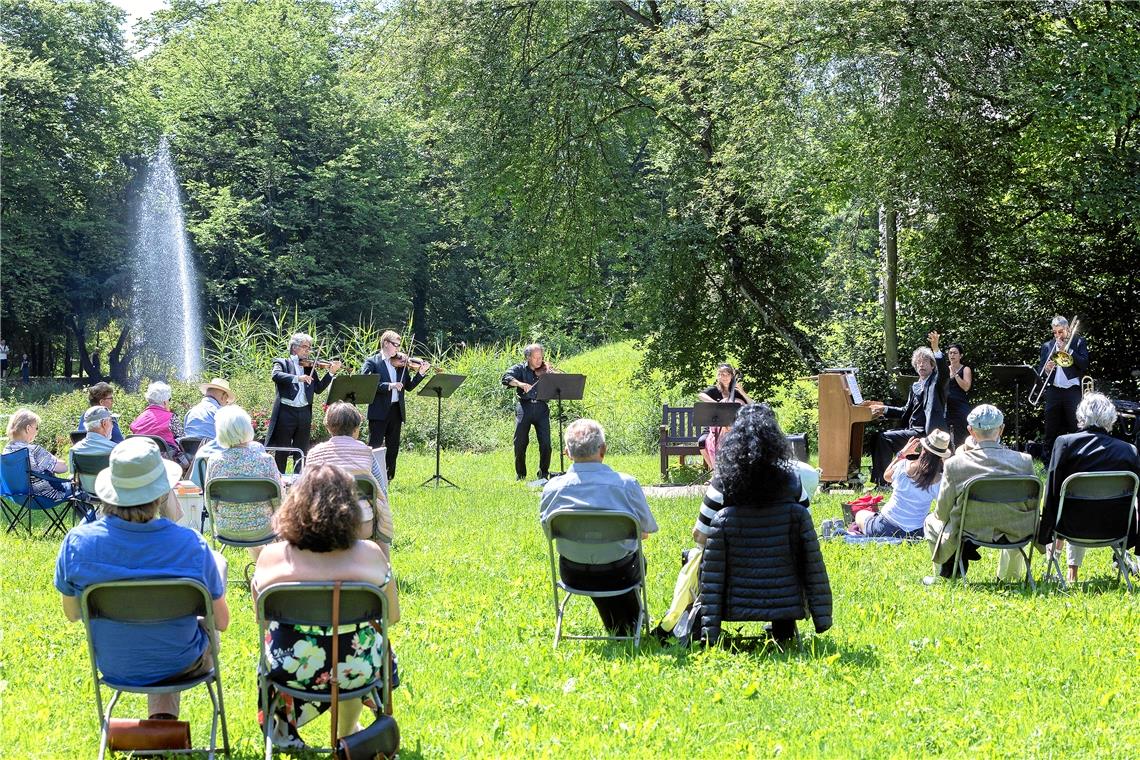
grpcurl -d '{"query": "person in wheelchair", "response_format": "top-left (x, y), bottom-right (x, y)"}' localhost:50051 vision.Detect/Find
top-left (253, 465), bottom-right (399, 750)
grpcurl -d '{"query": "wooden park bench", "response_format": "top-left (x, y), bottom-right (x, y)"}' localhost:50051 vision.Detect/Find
top-left (659, 404), bottom-right (810, 482)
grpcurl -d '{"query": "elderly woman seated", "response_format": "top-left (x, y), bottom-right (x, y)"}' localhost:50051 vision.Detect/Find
top-left (54, 437), bottom-right (228, 721)
top-left (129, 381), bottom-right (189, 471)
top-left (696, 404), bottom-right (832, 645)
top-left (253, 465), bottom-right (399, 750)
top-left (4, 409), bottom-right (72, 501)
top-left (306, 401), bottom-right (393, 550)
top-left (204, 406), bottom-right (283, 556)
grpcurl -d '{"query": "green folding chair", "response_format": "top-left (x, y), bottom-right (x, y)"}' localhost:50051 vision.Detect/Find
top-left (950, 475), bottom-right (1042, 589)
top-left (80, 578), bottom-right (230, 760)
top-left (354, 474), bottom-right (391, 545)
top-left (1044, 471), bottom-right (1140, 592)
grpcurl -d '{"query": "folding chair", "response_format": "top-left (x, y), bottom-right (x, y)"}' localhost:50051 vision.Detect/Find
top-left (264, 447), bottom-right (305, 477)
top-left (257, 581), bottom-right (392, 759)
top-left (71, 451), bottom-right (112, 524)
top-left (543, 508), bottom-right (650, 648)
top-left (70, 430), bottom-right (88, 444)
top-left (1044, 471), bottom-right (1140, 592)
top-left (178, 437), bottom-right (204, 459)
top-left (950, 475), bottom-right (1042, 590)
top-left (203, 477), bottom-right (281, 577)
top-left (126, 434), bottom-right (173, 458)
top-left (80, 578), bottom-right (230, 760)
top-left (0, 448), bottom-right (73, 537)
top-left (354, 474), bottom-right (391, 545)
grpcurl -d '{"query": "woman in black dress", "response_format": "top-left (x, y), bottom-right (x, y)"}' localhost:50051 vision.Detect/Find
top-left (696, 363), bottom-right (752, 469)
top-left (945, 343), bottom-right (973, 449)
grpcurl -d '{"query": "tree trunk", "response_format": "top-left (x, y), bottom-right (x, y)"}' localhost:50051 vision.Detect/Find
top-left (64, 332), bottom-right (73, 378)
top-left (880, 205), bottom-right (899, 377)
top-left (108, 326), bottom-right (133, 385)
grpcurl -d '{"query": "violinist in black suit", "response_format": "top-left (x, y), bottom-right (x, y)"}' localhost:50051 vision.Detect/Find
top-left (1036, 315), bottom-right (1089, 464)
top-left (868, 331), bottom-right (949, 487)
top-left (361, 330), bottom-right (430, 480)
top-left (266, 332), bottom-right (341, 471)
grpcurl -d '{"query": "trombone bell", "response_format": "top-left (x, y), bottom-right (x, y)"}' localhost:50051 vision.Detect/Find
top-left (1054, 351), bottom-right (1074, 368)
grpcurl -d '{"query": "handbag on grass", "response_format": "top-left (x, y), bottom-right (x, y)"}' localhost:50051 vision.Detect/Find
top-left (107, 718), bottom-right (191, 751)
top-left (329, 582), bottom-right (401, 760)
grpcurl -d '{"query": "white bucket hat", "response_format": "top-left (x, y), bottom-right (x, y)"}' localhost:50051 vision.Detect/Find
top-left (95, 437), bottom-right (182, 507)
top-left (199, 378), bottom-right (235, 405)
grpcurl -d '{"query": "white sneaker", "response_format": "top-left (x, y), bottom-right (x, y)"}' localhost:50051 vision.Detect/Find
top-left (526, 478), bottom-right (549, 488)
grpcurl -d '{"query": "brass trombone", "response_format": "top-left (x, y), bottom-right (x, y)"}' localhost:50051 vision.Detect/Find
top-left (1082, 375), bottom-right (1095, 396)
top-left (1028, 316), bottom-right (1080, 406)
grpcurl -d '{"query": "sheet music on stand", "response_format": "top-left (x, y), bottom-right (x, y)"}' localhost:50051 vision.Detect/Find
top-left (821, 367), bottom-right (863, 405)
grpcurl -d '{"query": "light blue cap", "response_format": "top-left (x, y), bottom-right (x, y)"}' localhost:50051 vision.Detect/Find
top-left (967, 404), bottom-right (1004, 431)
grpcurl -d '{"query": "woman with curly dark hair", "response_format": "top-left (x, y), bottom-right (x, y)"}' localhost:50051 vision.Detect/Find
top-left (696, 404), bottom-right (832, 645)
top-left (252, 465), bottom-right (399, 749)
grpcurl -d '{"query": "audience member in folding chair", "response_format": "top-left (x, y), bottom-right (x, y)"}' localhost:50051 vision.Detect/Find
top-left (948, 475), bottom-right (1042, 589)
top-left (70, 406), bottom-right (121, 522)
top-left (2, 409), bottom-right (74, 536)
top-left (540, 419), bottom-right (658, 646)
top-left (53, 438), bottom-right (230, 757)
top-left (252, 465), bottom-right (399, 754)
top-left (1036, 393), bottom-right (1140, 586)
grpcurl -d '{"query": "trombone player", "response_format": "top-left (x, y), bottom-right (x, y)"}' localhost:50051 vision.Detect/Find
top-left (1036, 316), bottom-right (1089, 463)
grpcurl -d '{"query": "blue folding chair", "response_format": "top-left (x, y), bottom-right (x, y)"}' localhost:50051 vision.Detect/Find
top-left (1, 448), bottom-right (74, 537)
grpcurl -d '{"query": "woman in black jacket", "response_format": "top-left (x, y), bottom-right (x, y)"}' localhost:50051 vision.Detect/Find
top-left (698, 404), bottom-right (832, 645)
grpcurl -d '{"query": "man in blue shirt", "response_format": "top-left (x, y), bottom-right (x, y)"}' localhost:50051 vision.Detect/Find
top-left (540, 418), bottom-right (657, 633)
top-left (55, 437), bottom-right (229, 720)
top-left (184, 377), bottom-right (235, 441)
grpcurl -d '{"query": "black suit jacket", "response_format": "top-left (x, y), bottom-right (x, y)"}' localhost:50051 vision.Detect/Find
top-left (883, 352), bottom-right (948, 434)
top-left (1037, 427), bottom-right (1140, 545)
top-left (1037, 335), bottom-right (1089, 389)
top-left (361, 354), bottom-right (425, 422)
top-left (266, 356), bottom-right (333, 441)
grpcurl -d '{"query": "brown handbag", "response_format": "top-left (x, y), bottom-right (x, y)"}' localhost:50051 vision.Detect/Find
top-left (329, 582), bottom-right (400, 760)
top-left (107, 718), bottom-right (191, 751)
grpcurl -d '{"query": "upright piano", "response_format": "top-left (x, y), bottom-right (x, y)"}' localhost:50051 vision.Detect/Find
top-left (816, 369), bottom-right (875, 484)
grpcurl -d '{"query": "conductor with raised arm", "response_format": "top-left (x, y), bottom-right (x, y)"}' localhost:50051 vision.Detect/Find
top-left (361, 330), bottom-right (430, 481)
top-left (867, 331), bottom-right (948, 487)
top-left (266, 332), bottom-right (340, 471)
top-left (502, 343), bottom-right (554, 483)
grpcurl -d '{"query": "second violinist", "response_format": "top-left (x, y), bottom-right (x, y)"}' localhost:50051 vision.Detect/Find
top-left (362, 330), bottom-right (431, 481)
top-left (502, 343), bottom-right (556, 483)
top-left (697, 363), bottom-right (752, 470)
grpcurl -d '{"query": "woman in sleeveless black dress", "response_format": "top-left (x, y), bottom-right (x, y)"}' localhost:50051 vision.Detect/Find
top-left (945, 344), bottom-right (973, 449)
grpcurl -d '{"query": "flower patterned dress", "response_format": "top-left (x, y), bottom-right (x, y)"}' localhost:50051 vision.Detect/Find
top-left (258, 620), bottom-right (397, 747)
top-left (204, 444), bottom-right (281, 539)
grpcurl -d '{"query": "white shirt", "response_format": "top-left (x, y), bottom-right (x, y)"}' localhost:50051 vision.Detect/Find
top-left (1051, 342), bottom-right (1080, 389)
top-left (280, 357), bottom-right (309, 407)
top-left (383, 357), bottom-right (400, 403)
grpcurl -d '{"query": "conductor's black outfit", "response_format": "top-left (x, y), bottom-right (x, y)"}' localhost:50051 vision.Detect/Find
top-left (502, 363), bottom-right (552, 480)
top-left (361, 354), bottom-right (425, 481)
top-left (266, 355), bottom-right (333, 471)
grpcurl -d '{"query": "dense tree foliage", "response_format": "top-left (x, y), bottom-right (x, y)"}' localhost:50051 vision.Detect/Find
top-left (2, 0), bottom-right (1138, 406)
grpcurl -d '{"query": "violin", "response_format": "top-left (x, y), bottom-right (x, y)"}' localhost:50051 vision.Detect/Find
top-left (391, 352), bottom-right (437, 373)
top-left (534, 361), bottom-right (558, 376)
top-left (299, 356), bottom-right (340, 370)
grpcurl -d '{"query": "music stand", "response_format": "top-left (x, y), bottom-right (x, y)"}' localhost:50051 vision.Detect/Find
top-left (532, 373), bottom-right (587, 474)
top-left (417, 374), bottom-right (467, 488)
top-left (327, 375), bottom-right (379, 406)
top-left (990, 364), bottom-right (1040, 444)
top-left (692, 402), bottom-right (741, 430)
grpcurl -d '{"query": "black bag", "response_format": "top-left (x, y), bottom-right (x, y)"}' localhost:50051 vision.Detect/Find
top-left (330, 582), bottom-right (400, 760)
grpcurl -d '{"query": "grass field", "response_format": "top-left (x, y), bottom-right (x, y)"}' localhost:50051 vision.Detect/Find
top-left (2, 449), bottom-right (1139, 758)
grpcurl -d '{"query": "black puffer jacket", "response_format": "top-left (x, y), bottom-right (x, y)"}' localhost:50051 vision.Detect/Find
top-left (698, 469), bottom-right (832, 642)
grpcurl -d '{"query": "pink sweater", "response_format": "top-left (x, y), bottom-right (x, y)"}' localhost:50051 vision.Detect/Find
top-left (129, 405), bottom-right (178, 446)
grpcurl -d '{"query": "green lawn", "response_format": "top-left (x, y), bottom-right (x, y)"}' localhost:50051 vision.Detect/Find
top-left (2, 450), bottom-right (1139, 758)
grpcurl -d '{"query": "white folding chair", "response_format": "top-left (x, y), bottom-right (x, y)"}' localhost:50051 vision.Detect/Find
top-left (1044, 471), bottom-right (1139, 592)
top-left (543, 508), bottom-right (649, 648)
top-left (81, 578), bottom-right (229, 760)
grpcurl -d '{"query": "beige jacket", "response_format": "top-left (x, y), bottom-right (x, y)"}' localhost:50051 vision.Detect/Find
top-left (924, 440), bottom-right (1038, 564)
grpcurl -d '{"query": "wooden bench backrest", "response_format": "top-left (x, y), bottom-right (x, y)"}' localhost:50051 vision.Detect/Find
top-left (661, 405), bottom-right (702, 443)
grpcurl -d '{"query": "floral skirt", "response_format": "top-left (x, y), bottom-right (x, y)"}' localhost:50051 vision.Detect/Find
top-left (258, 621), bottom-right (398, 747)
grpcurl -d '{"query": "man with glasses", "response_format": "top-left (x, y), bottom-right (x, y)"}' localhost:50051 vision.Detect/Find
top-left (266, 333), bottom-right (340, 472)
top-left (76, 382), bottom-right (125, 443)
top-left (362, 330), bottom-right (430, 481)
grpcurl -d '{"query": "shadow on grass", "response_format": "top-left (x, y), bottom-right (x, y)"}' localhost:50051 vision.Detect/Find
top-left (589, 630), bottom-right (880, 669)
top-left (941, 573), bottom-right (1133, 598)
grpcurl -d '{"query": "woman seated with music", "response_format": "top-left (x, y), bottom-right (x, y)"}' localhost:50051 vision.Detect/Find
top-left (697, 363), bottom-right (752, 470)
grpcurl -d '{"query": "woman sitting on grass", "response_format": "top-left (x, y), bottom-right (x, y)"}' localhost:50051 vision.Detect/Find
top-left (852, 430), bottom-right (950, 539)
top-left (204, 405), bottom-right (282, 555)
top-left (4, 408), bottom-right (72, 501)
top-left (697, 404), bottom-right (832, 646)
top-left (253, 465), bottom-right (399, 750)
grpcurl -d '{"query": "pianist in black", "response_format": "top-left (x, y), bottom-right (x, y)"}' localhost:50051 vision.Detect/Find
top-left (868, 331), bottom-right (949, 487)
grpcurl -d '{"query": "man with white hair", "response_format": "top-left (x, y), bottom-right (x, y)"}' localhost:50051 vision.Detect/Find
top-left (266, 333), bottom-right (340, 471)
top-left (502, 343), bottom-right (554, 482)
top-left (1036, 393), bottom-right (1140, 582)
top-left (922, 404), bottom-right (1036, 584)
top-left (868, 331), bottom-right (948, 486)
top-left (1036, 316), bottom-right (1089, 463)
top-left (540, 418), bottom-right (658, 634)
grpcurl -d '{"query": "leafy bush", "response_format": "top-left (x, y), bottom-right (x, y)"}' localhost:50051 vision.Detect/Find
top-left (770, 379), bottom-right (820, 454)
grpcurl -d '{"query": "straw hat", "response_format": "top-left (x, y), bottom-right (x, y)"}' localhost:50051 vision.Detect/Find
top-left (920, 429), bottom-right (953, 459)
top-left (199, 378), bottom-right (235, 405)
top-left (95, 437), bottom-right (182, 507)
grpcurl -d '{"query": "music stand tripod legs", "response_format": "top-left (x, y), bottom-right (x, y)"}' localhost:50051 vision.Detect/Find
top-left (421, 389), bottom-right (458, 488)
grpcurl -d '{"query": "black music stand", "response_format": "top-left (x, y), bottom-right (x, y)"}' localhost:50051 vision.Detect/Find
top-left (990, 364), bottom-right (1039, 445)
top-left (533, 373), bottom-right (587, 474)
top-left (417, 373), bottom-right (466, 488)
top-left (693, 401), bottom-right (741, 430)
top-left (328, 375), bottom-right (379, 406)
